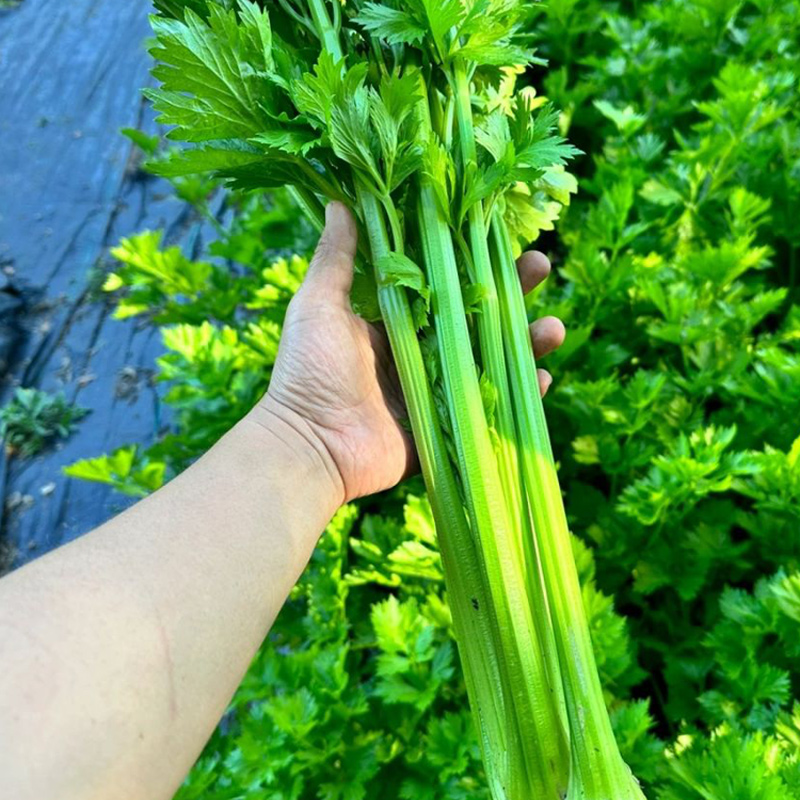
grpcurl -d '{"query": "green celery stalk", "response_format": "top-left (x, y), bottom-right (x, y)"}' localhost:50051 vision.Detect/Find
top-left (355, 187), bottom-right (513, 797)
top-left (294, 15), bottom-right (515, 788)
top-left (490, 207), bottom-right (645, 800)
top-left (450, 62), bottom-right (531, 590)
top-left (287, 186), bottom-right (325, 231)
top-left (416, 90), bottom-right (567, 798)
top-left (450, 59), bottom-right (568, 747)
top-left (306, 0), bottom-right (342, 59)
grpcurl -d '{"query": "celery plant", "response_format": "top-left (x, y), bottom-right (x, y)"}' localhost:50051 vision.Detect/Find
top-left (145, 1), bottom-right (645, 797)
top-left (281, 7), bottom-right (517, 794)
top-left (292, 9), bottom-right (516, 793)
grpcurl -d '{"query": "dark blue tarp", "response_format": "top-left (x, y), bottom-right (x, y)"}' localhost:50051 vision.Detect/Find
top-left (0, 0), bottom-right (210, 567)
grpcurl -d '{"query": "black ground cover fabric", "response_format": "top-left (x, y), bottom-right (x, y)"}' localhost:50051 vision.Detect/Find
top-left (0, 1), bottom-right (215, 567)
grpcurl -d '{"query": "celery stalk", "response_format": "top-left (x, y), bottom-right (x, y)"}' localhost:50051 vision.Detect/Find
top-left (356, 186), bottom-right (513, 796)
top-left (306, 0), bottom-right (342, 60)
top-left (490, 207), bottom-right (645, 800)
top-left (416, 92), bottom-right (567, 797)
top-left (450, 60), bottom-right (569, 746)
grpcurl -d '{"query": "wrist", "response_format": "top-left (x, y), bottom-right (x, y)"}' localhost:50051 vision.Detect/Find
top-left (241, 395), bottom-right (347, 515)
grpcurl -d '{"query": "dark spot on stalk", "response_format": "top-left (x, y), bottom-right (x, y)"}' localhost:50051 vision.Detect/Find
top-left (471, 597), bottom-right (479, 610)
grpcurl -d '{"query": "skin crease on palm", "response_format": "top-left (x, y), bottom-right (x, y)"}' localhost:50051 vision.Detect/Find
top-left (263, 201), bottom-right (566, 504)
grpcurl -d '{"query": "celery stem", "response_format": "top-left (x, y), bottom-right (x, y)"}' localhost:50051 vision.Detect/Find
top-left (306, 0), bottom-right (342, 60)
top-left (452, 59), bottom-right (569, 763)
top-left (288, 186), bottom-right (324, 231)
top-left (357, 186), bottom-right (511, 799)
top-left (415, 76), bottom-right (567, 790)
top-left (491, 209), bottom-right (646, 800)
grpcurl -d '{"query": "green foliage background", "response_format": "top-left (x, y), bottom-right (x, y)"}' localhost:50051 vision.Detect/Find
top-left (66, 0), bottom-right (800, 796)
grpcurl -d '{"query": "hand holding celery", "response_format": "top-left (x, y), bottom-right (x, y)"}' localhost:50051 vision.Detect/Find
top-left (147, 1), bottom-right (644, 797)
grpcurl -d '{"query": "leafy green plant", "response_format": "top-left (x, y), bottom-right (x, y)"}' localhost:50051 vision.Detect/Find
top-left (1, 388), bottom-right (87, 457)
top-left (64, 445), bottom-right (166, 497)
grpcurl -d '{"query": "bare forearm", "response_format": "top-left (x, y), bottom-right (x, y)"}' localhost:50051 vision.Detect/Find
top-left (0, 405), bottom-right (342, 800)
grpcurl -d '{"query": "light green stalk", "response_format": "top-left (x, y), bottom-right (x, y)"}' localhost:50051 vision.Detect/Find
top-left (450, 63), bottom-right (529, 580)
top-left (355, 190), bottom-right (513, 800)
top-left (450, 59), bottom-right (568, 746)
top-left (288, 186), bottom-right (325, 230)
top-left (416, 89), bottom-right (567, 799)
top-left (490, 207), bottom-right (646, 800)
top-left (288, 185), bottom-right (373, 266)
top-left (298, 7), bottom-right (517, 788)
top-left (306, 0), bottom-right (342, 59)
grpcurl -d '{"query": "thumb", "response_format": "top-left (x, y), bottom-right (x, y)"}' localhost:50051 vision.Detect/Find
top-left (301, 201), bottom-right (357, 305)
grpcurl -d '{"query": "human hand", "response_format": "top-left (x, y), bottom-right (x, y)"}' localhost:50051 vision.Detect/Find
top-left (258, 202), bottom-right (566, 505)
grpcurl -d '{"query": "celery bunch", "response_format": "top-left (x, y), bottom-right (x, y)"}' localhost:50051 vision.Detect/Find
top-left (147, 1), bottom-right (645, 797)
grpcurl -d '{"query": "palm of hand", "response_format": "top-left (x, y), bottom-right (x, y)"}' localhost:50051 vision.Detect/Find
top-left (262, 203), bottom-right (564, 505)
top-left (267, 290), bottom-right (413, 502)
